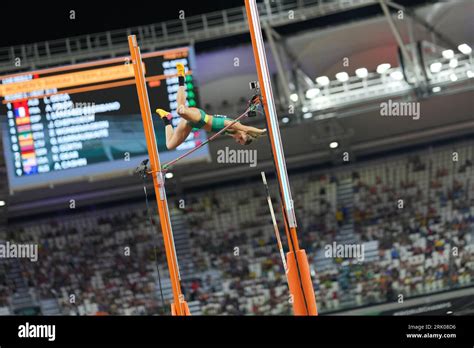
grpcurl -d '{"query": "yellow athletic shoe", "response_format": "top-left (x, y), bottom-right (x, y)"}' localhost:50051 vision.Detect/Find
top-left (156, 108), bottom-right (171, 118)
top-left (176, 63), bottom-right (185, 77)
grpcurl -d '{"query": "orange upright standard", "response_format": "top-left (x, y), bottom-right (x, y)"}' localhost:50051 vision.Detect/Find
top-left (128, 35), bottom-right (190, 316)
top-left (245, 0), bottom-right (318, 315)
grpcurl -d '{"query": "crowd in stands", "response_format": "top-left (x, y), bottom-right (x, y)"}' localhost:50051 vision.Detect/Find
top-left (0, 262), bottom-right (10, 307)
top-left (0, 142), bottom-right (473, 315)
top-left (0, 205), bottom-right (167, 315)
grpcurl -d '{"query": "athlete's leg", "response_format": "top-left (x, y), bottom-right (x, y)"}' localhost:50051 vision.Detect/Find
top-left (176, 63), bottom-right (201, 123)
top-left (176, 63), bottom-right (187, 109)
top-left (166, 119), bottom-right (192, 150)
top-left (157, 109), bottom-right (192, 149)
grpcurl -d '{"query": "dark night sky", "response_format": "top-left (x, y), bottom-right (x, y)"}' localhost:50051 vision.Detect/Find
top-left (1, 0), bottom-right (432, 48)
top-left (1, 1), bottom-right (245, 46)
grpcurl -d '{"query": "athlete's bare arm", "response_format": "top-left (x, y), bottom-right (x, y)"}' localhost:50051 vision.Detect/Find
top-left (224, 119), bottom-right (266, 138)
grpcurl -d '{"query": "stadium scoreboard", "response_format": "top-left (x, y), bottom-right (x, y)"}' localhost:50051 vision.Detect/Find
top-left (0, 47), bottom-right (208, 191)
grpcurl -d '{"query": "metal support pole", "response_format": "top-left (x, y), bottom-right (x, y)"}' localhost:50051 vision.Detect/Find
top-left (264, 24), bottom-right (292, 108)
top-left (407, 16), bottom-right (424, 88)
top-left (386, 1), bottom-right (458, 51)
top-left (271, 27), bottom-right (315, 92)
top-left (379, 0), bottom-right (413, 68)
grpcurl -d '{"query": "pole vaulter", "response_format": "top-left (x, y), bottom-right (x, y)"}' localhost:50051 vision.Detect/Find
top-left (128, 35), bottom-right (190, 316)
top-left (245, 0), bottom-right (318, 315)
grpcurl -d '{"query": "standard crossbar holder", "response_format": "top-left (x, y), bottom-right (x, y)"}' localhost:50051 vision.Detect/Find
top-left (245, 0), bottom-right (318, 316)
top-left (128, 35), bottom-right (190, 316)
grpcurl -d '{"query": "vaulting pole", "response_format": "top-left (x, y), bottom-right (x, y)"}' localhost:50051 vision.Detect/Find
top-left (245, 0), bottom-right (318, 315)
top-left (261, 171), bottom-right (288, 277)
top-left (128, 35), bottom-right (190, 316)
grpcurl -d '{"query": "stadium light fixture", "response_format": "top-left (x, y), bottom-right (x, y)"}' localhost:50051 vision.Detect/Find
top-left (335, 72), bottom-right (349, 82)
top-left (376, 63), bottom-right (391, 74)
top-left (458, 43), bottom-right (472, 55)
top-left (305, 88), bottom-right (320, 99)
top-left (449, 73), bottom-right (458, 82)
top-left (165, 172), bottom-right (174, 179)
top-left (0, 201), bottom-right (5, 207)
top-left (329, 141), bottom-right (339, 149)
top-left (282, 117), bottom-right (289, 124)
top-left (467, 70), bottom-right (474, 78)
top-left (316, 76), bottom-right (330, 86)
top-left (442, 49), bottom-right (454, 59)
top-left (430, 62), bottom-right (442, 73)
top-left (355, 67), bottom-right (368, 78)
top-left (449, 58), bottom-right (458, 68)
top-left (303, 113), bottom-right (313, 119)
top-left (390, 71), bottom-right (404, 81)
top-left (432, 86), bottom-right (441, 93)
top-left (290, 93), bottom-right (299, 102)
